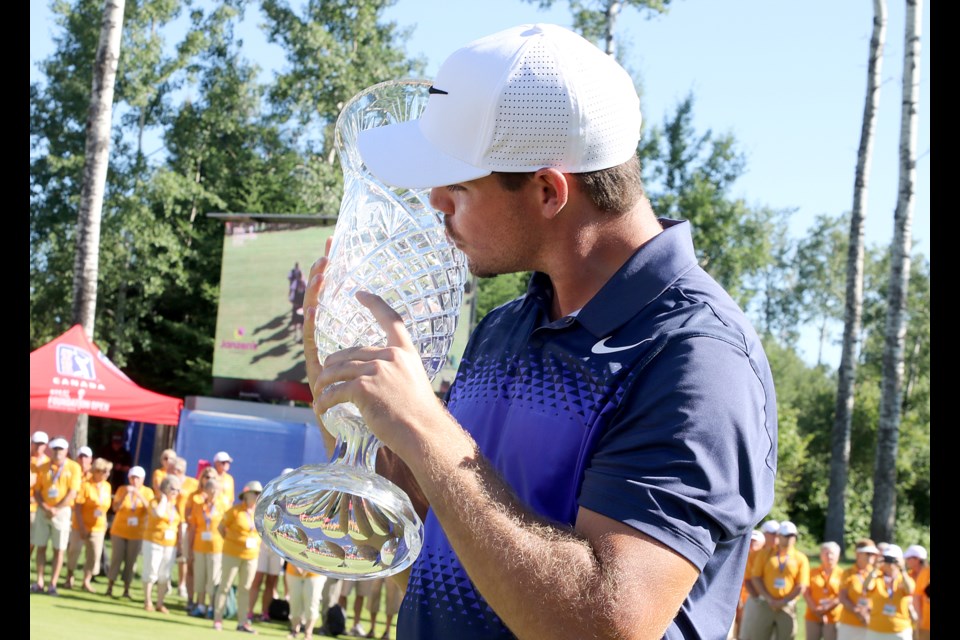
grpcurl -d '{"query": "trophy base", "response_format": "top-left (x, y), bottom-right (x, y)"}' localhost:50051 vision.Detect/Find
top-left (255, 464), bottom-right (423, 579)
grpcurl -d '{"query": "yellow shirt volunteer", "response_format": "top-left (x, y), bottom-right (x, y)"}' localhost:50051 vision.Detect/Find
top-left (914, 565), bottom-right (930, 632)
top-left (838, 566), bottom-right (872, 627)
top-left (177, 475), bottom-right (199, 520)
top-left (755, 546), bottom-right (810, 599)
top-left (73, 478), bottom-right (113, 533)
top-left (35, 458), bottom-right (83, 507)
top-left (152, 468), bottom-right (168, 493)
top-left (110, 485), bottom-right (156, 539)
top-left (188, 493), bottom-right (225, 554)
top-left (144, 497), bottom-right (182, 547)
top-left (285, 562), bottom-right (319, 579)
top-left (218, 472), bottom-right (236, 505)
top-left (749, 546), bottom-right (775, 580)
top-left (220, 504), bottom-right (260, 560)
top-left (865, 572), bottom-right (915, 634)
top-left (30, 453), bottom-right (50, 513)
top-left (805, 564), bottom-right (843, 623)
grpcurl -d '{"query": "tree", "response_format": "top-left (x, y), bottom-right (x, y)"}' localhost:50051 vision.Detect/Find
top-left (871, 0), bottom-right (924, 543)
top-left (522, 0), bottom-right (672, 57)
top-left (641, 95), bottom-right (780, 307)
top-left (67, 0), bottom-right (126, 451)
top-left (824, 0), bottom-right (887, 554)
top-left (792, 213), bottom-right (850, 367)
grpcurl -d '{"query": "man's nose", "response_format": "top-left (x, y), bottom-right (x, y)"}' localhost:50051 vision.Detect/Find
top-left (429, 188), bottom-right (452, 215)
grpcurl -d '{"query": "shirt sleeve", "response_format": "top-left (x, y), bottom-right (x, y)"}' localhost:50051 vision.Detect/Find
top-left (579, 334), bottom-right (776, 570)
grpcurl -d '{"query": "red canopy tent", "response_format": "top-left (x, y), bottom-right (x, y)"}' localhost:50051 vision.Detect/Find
top-left (30, 325), bottom-right (184, 439)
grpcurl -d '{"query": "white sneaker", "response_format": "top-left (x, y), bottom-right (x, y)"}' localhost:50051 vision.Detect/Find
top-left (178, 584), bottom-right (188, 598)
top-left (349, 623), bottom-right (367, 637)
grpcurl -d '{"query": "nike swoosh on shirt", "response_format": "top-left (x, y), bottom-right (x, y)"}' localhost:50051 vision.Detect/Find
top-left (591, 336), bottom-right (653, 355)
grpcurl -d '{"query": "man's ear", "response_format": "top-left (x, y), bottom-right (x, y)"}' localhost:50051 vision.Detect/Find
top-left (532, 168), bottom-right (569, 220)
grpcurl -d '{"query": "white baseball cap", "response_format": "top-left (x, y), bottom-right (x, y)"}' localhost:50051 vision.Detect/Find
top-left (778, 521), bottom-right (798, 537)
top-left (760, 520), bottom-right (780, 534)
top-left (128, 466), bottom-right (146, 479)
top-left (49, 437), bottom-right (69, 450)
top-left (903, 544), bottom-right (927, 560)
top-left (32, 431), bottom-right (49, 444)
top-left (751, 530), bottom-right (765, 544)
top-left (78, 446), bottom-right (93, 457)
top-left (883, 544), bottom-right (904, 561)
top-left (358, 23), bottom-right (642, 190)
top-left (214, 451), bottom-right (233, 463)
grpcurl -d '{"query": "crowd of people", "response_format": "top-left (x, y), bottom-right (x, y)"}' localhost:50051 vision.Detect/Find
top-left (29, 432), bottom-right (403, 638)
top-left (733, 519), bottom-right (930, 640)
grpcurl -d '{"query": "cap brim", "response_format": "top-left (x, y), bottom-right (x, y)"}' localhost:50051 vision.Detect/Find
top-left (358, 121), bottom-right (491, 190)
top-left (857, 545), bottom-right (880, 554)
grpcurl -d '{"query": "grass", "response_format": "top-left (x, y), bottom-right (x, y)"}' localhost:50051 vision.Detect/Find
top-left (29, 541), bottom-right (396, 640)
top-left (31, 540), bottom-right (844, 639)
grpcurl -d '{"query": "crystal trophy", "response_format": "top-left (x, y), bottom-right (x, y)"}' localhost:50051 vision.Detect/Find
top-left (255, 80), bottom-right (467, 579)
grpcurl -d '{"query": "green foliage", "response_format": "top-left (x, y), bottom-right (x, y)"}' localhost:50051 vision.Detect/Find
top-left (475, 272), bottom-right (532, 323)
top-left (640, 94), bottom-right (779, 307)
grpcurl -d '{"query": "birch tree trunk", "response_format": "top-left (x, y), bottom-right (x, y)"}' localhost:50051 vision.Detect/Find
top-left (70, 0), bottom-right (126, 451)
top-left (824, 0), bottom-right (886, 556)
top-left (871, 0), bottom-right (923, 543)
top-left (604, 1), bottom-right (623, 56)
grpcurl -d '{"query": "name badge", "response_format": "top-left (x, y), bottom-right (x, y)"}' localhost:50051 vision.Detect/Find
top-left (245, 537), bottom-right (258, 549)
top-left (882, 604), bottom-right (897, 616)
top-left (773, 578), bottom-right (786, 590)
top-left (47, 488), bottom-right (59, 498)
top-left (164, 529), bottom-right (176, 541)
top-left (201, 531), bottom-right (213, 541)
top-left (127, 517), bottom-right (139, 527)
top-left (93, 509), bottom-right (103, 518)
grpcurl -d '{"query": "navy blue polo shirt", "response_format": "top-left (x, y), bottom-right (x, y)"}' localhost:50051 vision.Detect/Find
top-left (397, 219), bottom-right (778, 639)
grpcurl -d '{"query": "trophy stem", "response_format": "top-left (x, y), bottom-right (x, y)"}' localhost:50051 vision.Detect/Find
top-left (329, 428), bottom-right (383, 475)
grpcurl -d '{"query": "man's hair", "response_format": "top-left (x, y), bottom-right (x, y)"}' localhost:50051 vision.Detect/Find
top-left (92, 457), bottom-right (113, 473)
top-left (493, 155), bottom-right (644, 213)
top-left (174, 456), bottom-right (188, 473)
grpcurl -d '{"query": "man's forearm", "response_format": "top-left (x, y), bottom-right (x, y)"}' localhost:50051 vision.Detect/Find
top-left (400, 415), bottom-right (689, 640)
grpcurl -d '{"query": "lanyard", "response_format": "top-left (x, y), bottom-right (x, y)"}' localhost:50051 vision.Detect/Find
top-left (884, 575), bottom-right (898, 604)
top-left (49, 463), bottom-right (64, 485)
top-left (820, 567), bottom-right (836, 596)
top-left (126, 486), bottom-right (143, 511)
top-left (777, 550), bottom-right (789, 574)
top-left (203, 500), bottom-right (216, 530)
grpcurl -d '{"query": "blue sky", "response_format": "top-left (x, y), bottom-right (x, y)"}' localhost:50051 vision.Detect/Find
top-left (30, 0), bottom-right (931, 365)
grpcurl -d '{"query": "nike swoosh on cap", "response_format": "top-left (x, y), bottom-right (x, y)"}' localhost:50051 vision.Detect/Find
top-left (591, 336), bottom-right (653, 355)
top-left (428, 86), bottom-right (449, 95)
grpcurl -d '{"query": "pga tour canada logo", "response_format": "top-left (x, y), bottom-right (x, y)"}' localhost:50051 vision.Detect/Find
top-left (55, 344), bottom-right (97, 380)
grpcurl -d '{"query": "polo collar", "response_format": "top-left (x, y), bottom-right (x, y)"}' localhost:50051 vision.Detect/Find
top-left (525, 218), bottom-right (699, 337)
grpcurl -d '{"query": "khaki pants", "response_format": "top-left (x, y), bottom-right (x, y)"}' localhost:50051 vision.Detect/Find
top-left (66, 529), bottom-right (106, 576)
top-left (805, 619), bottom-right (838, 640)
top-left (193, 550), bottom-right (222, 603)
top-left (740, 599), bottom-right (797, 640)
top-left (288, 573), bottom-right (326, 628)
top-left (108, 535), bottom-right (142, 586)
top-left (215, 554), bottom-right (257, 623)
